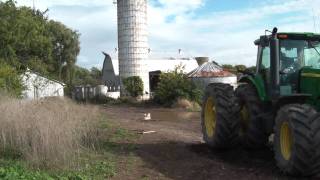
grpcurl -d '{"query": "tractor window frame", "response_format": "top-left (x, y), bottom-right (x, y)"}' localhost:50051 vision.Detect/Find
top-left (255, 46), bottom-right (262, 74)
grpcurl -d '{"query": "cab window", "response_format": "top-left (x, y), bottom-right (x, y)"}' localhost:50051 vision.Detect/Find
top-left (259, 46), bottom-right (271, 85)
top-left (261, 47), bottom-right (270, 69)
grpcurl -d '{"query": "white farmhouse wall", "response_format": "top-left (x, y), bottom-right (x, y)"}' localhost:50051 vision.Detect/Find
top-left (21, 71), bottom-right (64, 99)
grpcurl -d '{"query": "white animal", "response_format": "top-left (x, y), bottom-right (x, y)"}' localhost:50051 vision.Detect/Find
top-left (144, 113), bottom-right (151, 121)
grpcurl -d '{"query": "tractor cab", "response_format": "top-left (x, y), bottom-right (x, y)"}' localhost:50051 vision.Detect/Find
top-left (247, 29), bottom-right (320, 108)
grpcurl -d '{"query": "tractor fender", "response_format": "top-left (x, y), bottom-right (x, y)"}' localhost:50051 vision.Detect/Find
top-left (275, 94), bottom-right (311, 111)
top-left (238, 75), bottom-right (268, 101)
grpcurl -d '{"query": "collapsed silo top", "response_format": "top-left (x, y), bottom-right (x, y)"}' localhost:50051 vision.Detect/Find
top-left (188, 61), bottom-right (236, 78)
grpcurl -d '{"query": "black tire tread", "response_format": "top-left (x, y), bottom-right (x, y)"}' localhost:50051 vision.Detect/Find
top-left (274, 104), bottom-right (319, 176)
top-left (201, 83), bottom-right (239, 149)
top-left (235, 84), bottom-right (268, 148)
top-left (309, 112), bottom-right (320, 175)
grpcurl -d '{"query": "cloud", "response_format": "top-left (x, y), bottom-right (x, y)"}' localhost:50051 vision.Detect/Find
top-left (16, 0), bottom-right (111, 9)
top-left (13, 0), bottom-right (320, 68)
top-left (148, 0), bottom-right (319, 66)
top-left (154, 0), bottom-right (203, 15)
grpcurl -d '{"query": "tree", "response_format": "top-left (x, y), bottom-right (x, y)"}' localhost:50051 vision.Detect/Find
top-left (248, 66), bottom-right (256, 73)
top-left (0, 0), bottom-right (80, 91)
top-left (222, 64), bottom-right (237, 74)
top-left (72, 66), bottom-right (102, 86)
top-left (234, 65), bottom-right (247, 71)
top-left (0, 60), bottom-right (24, 97)
top-left (154, 66), bottom-right (201, 105)
top-left (0, 1), bottom-right (53, 71)
top-left (221, 64), bottom-right (234, 70)
top-left (222, 64), bottom-right (253, 75)
top-left (90, 67), bottom-right (102, 84)
top-left (48, 20), bottom-right (80, 85)
top-left (123, 76), bottom-right (144, 97)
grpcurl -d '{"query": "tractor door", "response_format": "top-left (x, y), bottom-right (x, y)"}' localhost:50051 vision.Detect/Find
top-left (279, 40), bottom-right (304, 95)
top-left (257, 45), bottom-right (271, 97)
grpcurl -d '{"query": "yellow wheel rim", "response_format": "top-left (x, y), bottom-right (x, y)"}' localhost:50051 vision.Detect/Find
top-left (240, 105), bottom-right (249, 134)
top-left (280, 122), bottom-right (293, 160)
top-left (204, 97), bottom-right (216, 138)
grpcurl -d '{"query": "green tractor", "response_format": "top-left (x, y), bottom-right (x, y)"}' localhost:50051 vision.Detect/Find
top-left (201, 27), bottom-right (320, 176)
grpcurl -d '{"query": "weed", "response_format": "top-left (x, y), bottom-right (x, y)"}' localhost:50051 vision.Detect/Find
top-left (0, 97), bottom-right (101, 168)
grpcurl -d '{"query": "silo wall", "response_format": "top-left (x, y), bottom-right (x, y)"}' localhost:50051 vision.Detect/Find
top-left (117, 0), bottom-right (150, 99)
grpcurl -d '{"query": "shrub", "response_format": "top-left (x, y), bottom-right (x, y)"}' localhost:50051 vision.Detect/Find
top-left (154, 66), bottom-right (202, 106)
top-left (0, 162), bottom-right (53, 180)
top-left (0, 61), bottom-right (24, 97)
top-left (0, 97), bottom-right (101, 168)
top-left (122, 76), bottom-right (144, 97)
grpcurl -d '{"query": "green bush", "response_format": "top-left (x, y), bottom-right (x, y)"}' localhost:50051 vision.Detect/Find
top-left (0, 162), bottom-right (54, 180)
top-left (122, 76), bottom-right (144, 97)
top-left (0, 61), bottom-right (24, 97)
top-left (154, 66), bottom-right (202, 106)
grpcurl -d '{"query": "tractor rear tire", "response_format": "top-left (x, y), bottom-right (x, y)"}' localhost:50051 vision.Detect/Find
top-left (274, 104), bottom-right (320, 176)
top-left (201, 83), bottom-right (239, 149)
top-left (309, 113), bottom-right (320, 175)
top-left (235, 84), bottom-right (268, 149)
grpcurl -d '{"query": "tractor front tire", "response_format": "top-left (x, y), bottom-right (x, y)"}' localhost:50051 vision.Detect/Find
top-left (274, 104), bottom-right (320, 176)
top-left (201, 83), bottom-right (239, 149)
top-left (235, 84), bottom-right (268, 148)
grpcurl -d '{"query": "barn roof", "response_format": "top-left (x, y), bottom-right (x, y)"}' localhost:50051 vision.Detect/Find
top-left (23, 69), bottom-right (66, 86)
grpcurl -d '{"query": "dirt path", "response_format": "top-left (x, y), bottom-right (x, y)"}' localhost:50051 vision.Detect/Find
top-left (103, 105), bottom-right (305, 180)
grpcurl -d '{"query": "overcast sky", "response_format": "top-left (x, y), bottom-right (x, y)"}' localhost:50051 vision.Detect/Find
top-left (14, 0), bottom-right (320, 69)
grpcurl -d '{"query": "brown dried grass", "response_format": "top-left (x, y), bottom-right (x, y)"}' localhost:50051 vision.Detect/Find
top-left (0, 97), bottom-right (101, 168)
top-left (172, 98), bottom-right (201, 111)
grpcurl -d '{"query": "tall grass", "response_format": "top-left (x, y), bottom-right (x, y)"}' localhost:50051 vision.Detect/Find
top-left (0, 97), bottom-right (101, 168)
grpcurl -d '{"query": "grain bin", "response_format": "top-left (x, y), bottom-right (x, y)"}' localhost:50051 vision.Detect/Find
top-left (188, 61), bottom-right (237, 90)
top-left (117, 0), bottom-right (150, 99)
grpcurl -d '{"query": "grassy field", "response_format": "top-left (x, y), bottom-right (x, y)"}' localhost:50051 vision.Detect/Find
top-left (0, 97), bottom-right (140, 180)
top-left (0, 126), bottom-right (138, 179)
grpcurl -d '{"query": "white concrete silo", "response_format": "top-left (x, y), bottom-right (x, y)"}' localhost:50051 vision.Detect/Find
top-left (117, 0), bottom-right (150, 99)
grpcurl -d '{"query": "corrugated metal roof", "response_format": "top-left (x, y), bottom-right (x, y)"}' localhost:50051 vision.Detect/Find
top-left (188, 62), bottom-right (235, 78)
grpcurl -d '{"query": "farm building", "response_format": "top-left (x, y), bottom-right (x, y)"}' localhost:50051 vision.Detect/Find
top-left (101, 52), bottom-right (238, 99)
top-left (101, 51), bottom-right (199, 94)
top-left (101, 52), bottom-right (120, 90)
top-left (21, 70), bottom-right (65, 99)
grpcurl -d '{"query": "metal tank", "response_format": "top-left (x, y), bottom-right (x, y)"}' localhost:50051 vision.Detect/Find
top-left (117, 0), bottom-right (150, 99)
top-left (188, 60), bottom-right (237, 90)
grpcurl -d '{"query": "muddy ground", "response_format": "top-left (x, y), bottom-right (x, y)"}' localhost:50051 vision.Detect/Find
top-left (104, 105), bottom-right (314, 180)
